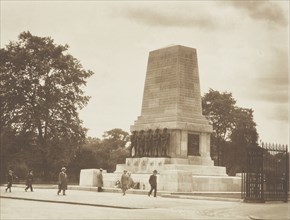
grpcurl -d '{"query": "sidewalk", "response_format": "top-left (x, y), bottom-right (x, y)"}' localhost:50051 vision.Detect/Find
top-left (4, 185), bottom-right (234, 209)
top-left (1, 185), bottom-right (289, 220)
top-left (2, 184), bottom-right (243, 202)
top-left (1, 186), bottom-right (158, 209)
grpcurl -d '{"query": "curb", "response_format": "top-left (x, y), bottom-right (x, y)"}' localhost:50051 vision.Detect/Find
top-left (0, 195), bottom-right (144, 210)
top-left (160, 194), bottom-right (242, 202)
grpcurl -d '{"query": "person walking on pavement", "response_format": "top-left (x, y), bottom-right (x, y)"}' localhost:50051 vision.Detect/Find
top-left (96, 168), bottom-right (103, 192)
top-left (5, 170), bottom-right (13, 192)
top-left (57, 167), bottom-right (68, 195)
top-left (120, 170), bottom-right (129, 196)
top-left (25, 170), bottom-right (34, 192)
top-left (148, 170), bottom-right (158, 197)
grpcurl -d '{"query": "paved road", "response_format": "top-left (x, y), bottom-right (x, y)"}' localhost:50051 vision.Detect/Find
top-left (1, 186), bottom-right (289, 219)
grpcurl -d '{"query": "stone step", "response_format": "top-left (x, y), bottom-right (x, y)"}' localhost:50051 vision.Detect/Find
top-left (163, 164), bottom-right (227, 176)
top-left (161, 193), bottom-right (242, 202)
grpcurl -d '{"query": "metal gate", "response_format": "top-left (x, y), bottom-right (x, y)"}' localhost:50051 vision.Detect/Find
top-left (242, 143), bottom-right (289, 202)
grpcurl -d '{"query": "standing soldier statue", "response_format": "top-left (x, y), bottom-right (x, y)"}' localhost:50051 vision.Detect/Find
top-left (153, 129), bottom-right (161, 157)
top-left (130, 131), bottom-right (138, 157)
top-left (137, 130), bottom-right (145, 157)
top-left (161, 128), bottom-right (170, 157)
top-left (145, 129), bottom-right (153, 157)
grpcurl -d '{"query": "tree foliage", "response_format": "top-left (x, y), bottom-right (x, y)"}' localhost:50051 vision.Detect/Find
top-left (202, 89), bottom-right (236, 142)
top-left (69, 129), bottom-right (130, 179)
top-left (0, 31), bottom-right (93, 181)
top-left (202, 89), bottom-right (259, 175)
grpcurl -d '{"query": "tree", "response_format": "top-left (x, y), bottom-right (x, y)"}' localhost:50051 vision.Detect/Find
top-left (0, 31), bottom-right (94, 180)
top-left (202, 89), bottom-right (236, 165)
top-left (102, 128), bottom-right (130, 151)
top-left (101, 128), bottom-right (130, 172)
top-left (68, 129), bottom-right (130, 177)
top-left (202, 89), bottom-right (259, 174)
top-left (225, 107), bottom-right (259, 174)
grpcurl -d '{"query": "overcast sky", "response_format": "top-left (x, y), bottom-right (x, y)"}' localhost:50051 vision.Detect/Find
top-left (1, 1), bottom-right (289, 145)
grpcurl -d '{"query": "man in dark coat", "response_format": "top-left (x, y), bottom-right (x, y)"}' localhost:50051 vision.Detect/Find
top-left (25, 170), bottom-right (34, 192)
top-left (57, 167), bottom-right (68, 195)
top-left (148, 170), bottom-right (158, 197)
top-left (120, 170), bottom-right (129, 196)
top-left (96, 168), bottom-right (103, 192)
top-left (5, 170), bottom-right (13, 192)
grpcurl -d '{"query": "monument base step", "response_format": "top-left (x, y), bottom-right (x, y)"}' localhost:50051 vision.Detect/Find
top-left (79, 169), bottom-right (241, 193)
top-left (160, 170), bottom-right (241, 192)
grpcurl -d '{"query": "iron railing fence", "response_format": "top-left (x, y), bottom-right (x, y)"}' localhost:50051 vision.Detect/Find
top-left (242, 143), bottom-right (288, 203)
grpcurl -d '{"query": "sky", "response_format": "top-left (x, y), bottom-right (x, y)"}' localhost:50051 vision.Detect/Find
top-left (1, 0), bottom-right (289, 145)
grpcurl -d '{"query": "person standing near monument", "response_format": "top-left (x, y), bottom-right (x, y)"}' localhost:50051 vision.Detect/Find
top-left (25, 170), bottom-right (34, 192)
top-left (96, 168), bottom-right (103, 192)
top-left (120, 170), bottom-right (129, 196)
top-left (5, 170), bottom-right (13, 192)
top-left (148, 170), bottom-right (158, 197)
top-left (57, 167), bottom-right (68, 195)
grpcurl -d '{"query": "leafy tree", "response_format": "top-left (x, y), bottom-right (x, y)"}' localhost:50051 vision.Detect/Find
top-left (230, 108), bottom-right (258, 146)
top-left (107, 147), bottom-right (130, 172)
top-left (68, 129), bottom-right (130, 179)
top-left (101, 128), bottom-right (130, 172)
top-left (202, 89), bottom-right (259, 174)
top-left (225, 107), bottom-right (259, 174)
top-left (202, 89), bottom-right (236, 165)
top-left (102, 128), bottom-right (130, 151)
top-left (202, 89), bottom-right (236, 141)
top-left (0, 31), bottom-right (94, 180)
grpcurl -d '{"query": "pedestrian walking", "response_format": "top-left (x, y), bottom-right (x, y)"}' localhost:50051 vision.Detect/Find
top-left (57, 167), bottom-right (68, 195)
top-left (25, 170), bottom-right (34, 192)
top-left (96, 168), bottom-right (103, 192)
top-left (5, 170), bottom-right (13, 192)
top-left (148, 170), bottom-right (157, 197)
top-left (120, 170), bottom-right (129, 196)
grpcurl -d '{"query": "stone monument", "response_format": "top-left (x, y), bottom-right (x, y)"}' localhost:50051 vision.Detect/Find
top-left (80, 45), bottom-right (241, 192)
top-left (113, 45), bottom-right (240, 192)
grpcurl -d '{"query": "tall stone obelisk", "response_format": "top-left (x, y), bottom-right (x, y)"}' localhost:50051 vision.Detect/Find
top-left (131, 45), bottom-right (213, 165)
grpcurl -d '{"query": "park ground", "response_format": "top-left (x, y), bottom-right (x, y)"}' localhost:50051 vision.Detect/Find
top-left (0, 185), bottom-right (289, 220)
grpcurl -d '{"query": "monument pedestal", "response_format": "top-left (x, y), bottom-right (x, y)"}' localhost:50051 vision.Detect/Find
top-left (161, 170), bottom-right (193, 192)
top-left (112, 157), bottom-right (241, 192)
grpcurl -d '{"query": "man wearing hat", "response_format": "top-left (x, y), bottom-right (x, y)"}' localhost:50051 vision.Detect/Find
top-left (25, 170), bottom-right (34, 192)
top-left (120, 170), bottom-right (129, 196)
top-left (57, 167), bottom-right (68, 195)
top-left (5, 170), bottom-right (13, 192)
top-left (148, 170), bottom-right (158, 197)
top-left (96, 168), bottom-right (103, 192)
